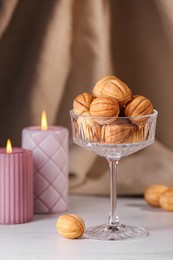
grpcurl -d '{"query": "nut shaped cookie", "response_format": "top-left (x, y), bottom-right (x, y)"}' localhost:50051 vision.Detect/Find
top-left (73, 92), bottom-right (94, 115)
top-left (77, 111), bottom-right (101, 142)
top-left (102, 123), bottom-right (132, 144)
top-left (125, 95), bottom-right (153, 124)
top-left (92, 75), bottom-right (132, 106)
top-left (90, 96), bottom-right (119, 117)
top-left (90, 97), bottom-right (119, 125)
top-left (56, 214), bottom-right (85, 239)
top-left (144, 184), bottom-right (169, 207)
top-left (159, 188), bottom-right (173, 211)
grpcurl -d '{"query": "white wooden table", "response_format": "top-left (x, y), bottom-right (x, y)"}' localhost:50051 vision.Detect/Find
top-left (0, 195), bottom-right (173, 260)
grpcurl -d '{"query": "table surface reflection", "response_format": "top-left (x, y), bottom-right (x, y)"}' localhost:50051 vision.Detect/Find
top-left (0, 194), bottom-right (173, 260)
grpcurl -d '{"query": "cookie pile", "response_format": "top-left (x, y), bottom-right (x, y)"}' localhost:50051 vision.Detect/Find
top-left (72, 75), bottom-right (154, 144)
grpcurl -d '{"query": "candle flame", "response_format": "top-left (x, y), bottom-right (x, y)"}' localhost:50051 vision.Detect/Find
top-left (41, 110), bottom-right (48, 130)
top-left (6, 139), bottom-right (12, 154)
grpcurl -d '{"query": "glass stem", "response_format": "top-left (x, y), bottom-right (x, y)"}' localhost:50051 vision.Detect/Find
top-left (107, 159), bottom-right (120, 227)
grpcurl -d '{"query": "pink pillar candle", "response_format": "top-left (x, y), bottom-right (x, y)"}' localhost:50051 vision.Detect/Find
top-left (0, 148), bottom-right (33, 224)
top-left (22, 126), bottom-right (69, 214)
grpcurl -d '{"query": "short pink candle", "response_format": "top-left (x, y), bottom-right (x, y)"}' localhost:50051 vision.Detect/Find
top-left (22, 112), bottom-right (69, 214)
top-left (0, 143), bottom-right (33, 224)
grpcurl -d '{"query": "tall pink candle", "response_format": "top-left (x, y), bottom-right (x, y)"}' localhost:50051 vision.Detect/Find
top-left (22, 125), bottom-right (69, 214)
top-left (0, 146), bottom-right (33, 224)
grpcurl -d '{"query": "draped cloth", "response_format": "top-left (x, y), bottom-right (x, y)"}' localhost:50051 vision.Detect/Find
top-left (1, 0), bottom-right (173, 195)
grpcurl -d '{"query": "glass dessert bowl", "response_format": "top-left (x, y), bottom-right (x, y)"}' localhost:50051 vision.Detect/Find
top-left (70, 109), bottom-right (158, 241)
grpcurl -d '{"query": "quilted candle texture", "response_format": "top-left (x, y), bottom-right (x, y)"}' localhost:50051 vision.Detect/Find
top-left (22, 126), bottom-right (68, 214)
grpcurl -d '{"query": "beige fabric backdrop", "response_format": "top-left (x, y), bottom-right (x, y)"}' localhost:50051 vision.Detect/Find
top-left (0, 0), bottom-right (173, 195)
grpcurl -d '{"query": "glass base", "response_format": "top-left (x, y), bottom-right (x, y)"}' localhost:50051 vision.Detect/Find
top-left (84, 223), bottom-right (148, 241)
